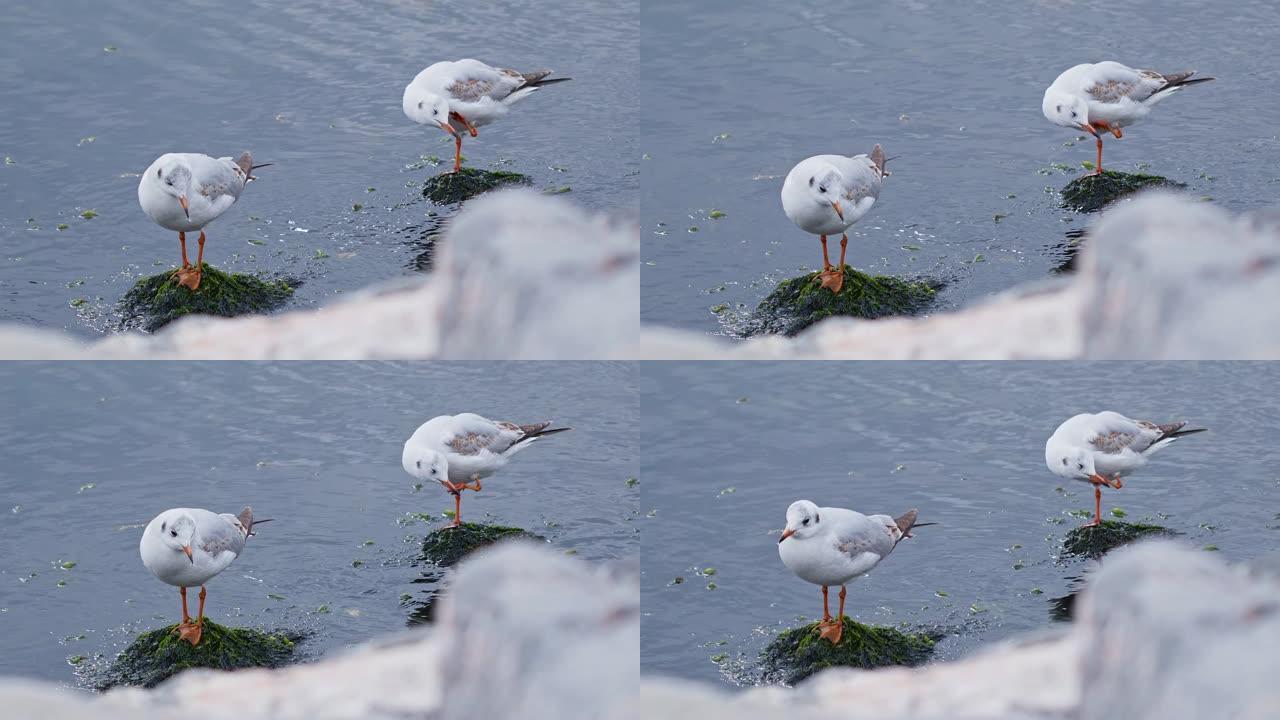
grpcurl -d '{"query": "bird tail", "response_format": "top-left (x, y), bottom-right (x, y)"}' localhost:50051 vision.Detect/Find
top-left (870, 144), bottom-right (889, 178)
top-left (1151, 72), bottom-right (1214, 101)
top-left (1148, 423), bottom-right (1208, 454)
top-left (893, 509), bottom-right (936, 541)
top-left (238, 506), bottom-right (274, 537)
top-left (521, 70), bottom-right (573, 88)
top-left (235, 152), bottom-right (272, 181)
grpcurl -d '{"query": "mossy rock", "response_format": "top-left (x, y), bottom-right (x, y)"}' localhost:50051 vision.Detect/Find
top-left (90, 619), bottom-right (300, 690)
top-left (743, 267), bottom-right (943, 337)
top-left (1062, 519), bottom-right (1175, 559)
top-left (421, 522), bottom-right (544, 567)
top-left (759, 617), bottom-right (939, 686)
top-left (422, 167), bottom-right (530, 204)
top-left (1060, 170), bottom-right (1185, 213)
top-left (118, 263), bottom-right (297, 333)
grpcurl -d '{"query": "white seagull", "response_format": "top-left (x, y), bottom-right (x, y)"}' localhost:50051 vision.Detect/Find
top-left (1046, 411), bottom-right (1207, 527)
top-left (139, 506), bottom-right (270, 645)
top-left (137, 152), bottom-right (269, 290)
top-left (403, 59), bottom-right (571, 173)
top-left (781, 144), bottom-right (889, 293)
top-left (777, 499), bottom-right (929, 644)
top-left (1042, 61), bottom-right (1213, 175)
top-left (402, 413), bottom-right (571, 526)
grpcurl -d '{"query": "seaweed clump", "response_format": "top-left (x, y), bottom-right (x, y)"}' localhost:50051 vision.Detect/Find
top-left (742, 266), bottom-right (942, 337)
top-left (422, 168), bottom-right (530, 204)
top-left (89, 619), bottom-right (300, 690)
top-left (421, 522), bottom-right (545, 567)
top-left (759, 617), bottom-right (939, 686)
top-left (118, 263), bottom-right (296, 333)
top-left (1062, 519), bottom-right (1175, 559)
top-left (1060, 170), bottom-right (1184, 213)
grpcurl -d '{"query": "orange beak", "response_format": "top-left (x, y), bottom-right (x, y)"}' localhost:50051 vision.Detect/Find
top-left (182, 545), bottom-right (193, 564)
top-left (177, 195), bottom-right (190, 220)
top-left (831, 201), bottom-right (844, 221)
top-left (440, 121), bottom-right (459, 137)
top-left (1080, 122), bottom-right (1099, 138)
top-left (778, 528), bottom-right (796, 544)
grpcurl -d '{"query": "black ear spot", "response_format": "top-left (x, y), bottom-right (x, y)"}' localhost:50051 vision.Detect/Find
top-left (416, 460), bottom-right (422, 469)
top-left (157, 168), bottom-right (162, 178)
top-left (814, 513), bottom-right (820, 523)
top-left (417, 101), bottom-right (424, 109)
top-left (161, 521), bottom-right (166, 531)
top-left (1061, 458), bottom-right (1068, 466)
top-left (808, 176), bottom-right (814, 187)
top-left (1056, 105), bottom-right (1062, 113)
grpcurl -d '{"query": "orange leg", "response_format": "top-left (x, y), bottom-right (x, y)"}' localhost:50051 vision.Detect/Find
top-left (450, 111), bottom-right (479, 138)
top-left (819, 235), bottom-right (832, 270)
top-left (817, 585), bottom-right (846, 644)
top-left (821, 585), bottom-right (832, 622)
top-left (177, 586), bottom-right (206, 645)
top-left (178, 232), bottom-right (190, 268)
top-left (450, 490), bottom-right (463, 527)
top-left (1087, 485), bottom-right (1103, 527)
top-left (452, 134), bottom-right (463, 172)
top-left (817, 235), bottom-right (846, 293)
top-left (1094, 135), bottom-right (1104, 175)
top-left (836, 233), bottom-right (849, 271)
top-left (179, 586), bottom-right (191, 624)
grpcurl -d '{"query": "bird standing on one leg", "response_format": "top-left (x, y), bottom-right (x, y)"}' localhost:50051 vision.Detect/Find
top-left (403, 59), bottom-right (571, 173)
top-left (1046, 411), bottom-right (1207, 526)
top-left (402, 412), bottom-right (571, 527)
top-left (1042, 61), bottom-right (1213, 175)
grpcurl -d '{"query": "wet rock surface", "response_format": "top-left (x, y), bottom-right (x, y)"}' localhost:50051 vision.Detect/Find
top-left (118, 264), bottom-right (296, 333)
top-left (420, 522), bottom-right (544, 567)
top-left (758, 618), bottom-right (938, 686)
top-left (740, 267), bottom-right (942, 337)
top-left (86, 620), bottom-right (300, 690)
top-left (1060, 170), bottom-right (1184, 213)
top-left (422, 167), bottom-right (530, 204)
top-left (1061, 519), bottom-right (1173, 559)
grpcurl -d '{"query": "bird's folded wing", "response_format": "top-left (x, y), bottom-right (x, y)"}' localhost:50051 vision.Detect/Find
top-left (1085, 63), bottom-right (1162, 103)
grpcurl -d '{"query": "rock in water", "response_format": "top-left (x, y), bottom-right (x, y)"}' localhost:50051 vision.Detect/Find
top-left (88, 620), bottom-right (300, 690)
top-left (1061, 519), bottom-right (1174, 559)
top-left (118, 264), bottom-right (296, 333)
top-left (422, 168), bottom-right (530, 204)
top-left (759, 617), bottom-right (938, 686)
top-left (420, 522), bottom-right (544, 567)
top-left (1060, 170), bottom-right (1185, 213)
top-left (742, 267), bottom-right (941, 337)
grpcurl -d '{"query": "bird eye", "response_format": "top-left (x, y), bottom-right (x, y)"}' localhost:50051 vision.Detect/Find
top-left (170, 530), bottom-right (177, 537)
top-left (432, 109), bottom-right (438, 116)
top-left (1071, 111), bottom-right (1078, 118)
top-left (802, 518), bottom-right (810, 526)
top-left (1077, 463), bottom-right (1085, 470)
top-left (818, 185), bottom-right (827, 194)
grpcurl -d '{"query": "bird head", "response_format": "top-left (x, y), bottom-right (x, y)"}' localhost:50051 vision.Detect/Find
top-left (806, 167), bottom-right (845, 221)
top-left (154, 510), bottom-right (197, 564)
top-left (403, 88), bottom-right (458, 137)
top-left (1047, 443), bottom-right (1097, 481)
top-left (154, 160), bottom-right (193, 219)
top-left (1042, 90), bottom-right (1095, 136)
top-left (402, 442), bottom-right (449, 486)
top-left (779, 499), bottom-right (822, 543)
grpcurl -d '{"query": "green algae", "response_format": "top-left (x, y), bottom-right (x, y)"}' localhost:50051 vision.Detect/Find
top-left (759, 617), bottom-right (939, 686)
top-left (742, 266), bottom-right (943, 337)
top-left (90, 619), bottom-right (300, 690)
top-left (421, 521), bottom-right (545, 567)
top-left (422, 167), bottom-right (530, 204)
top-left (1060, 170), bottom-right (1185, 213)
top-left (1061, 519), bottom-right (1175, 559)
top-left (118, 263), bottom-right (297, 333)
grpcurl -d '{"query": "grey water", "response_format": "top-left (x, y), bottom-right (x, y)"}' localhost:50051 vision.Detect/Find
top-left (0, 361), bottom-right (638, 685)
top-left (0, 0), bottom-right (637, 336)
top-left (639, 362), bottom-right (1280, 684)
top-left (639, 0), bottom-right (1280, 334)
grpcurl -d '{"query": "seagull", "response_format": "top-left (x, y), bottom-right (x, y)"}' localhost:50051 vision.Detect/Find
top-left (1042, 61), bottom-right (1213, 175)
top-left (780, 144), bottom-right (888, 293)
top-left (403, 59), bottom-right (572, 173)
top-left (139, 506), bottom-right (271, 645)
top-left (777, 499), bottom-right (930, 644)
top-left (1045, 411), bottom-right (1207, 527)
top-left (137, 152), bottom-right (269, 290)
top-left (402, 413), bottom-right (571, 526)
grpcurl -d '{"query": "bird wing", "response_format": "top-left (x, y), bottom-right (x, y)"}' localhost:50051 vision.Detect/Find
top-left (198, 512), bottom-right (247, 560)
top-left (1083, 62), bottom-right (1164, 104)
top-left (444, 412), bottom-right (522, 456)
top-left (831, 155), bottom-right (882, 207)
top-left (1087, 411), bottom-right (1162, 455)
top-left (194, 156), bottom-right (248, 203)
top-left (831, 511), bottom-right (894, 571)
top-left (442, 59), bottom-right (525, 103)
